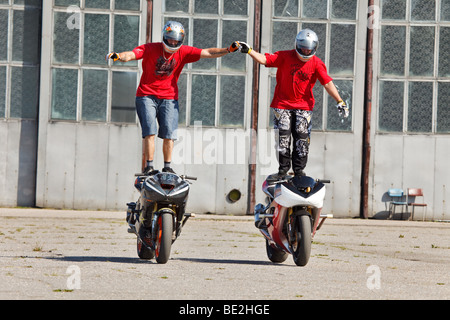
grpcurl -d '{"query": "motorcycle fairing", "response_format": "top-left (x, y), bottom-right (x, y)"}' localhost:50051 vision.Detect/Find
top-left (265, 203), bottom-right (292, 253)
top-left (143, 172), bottom-right (189, 204)
top-left (262, 179), bottom-right (275, 198)
top-left (292, 175), bottom-right (316, 189)
top-left (274, 182), bottom-right (325, 209)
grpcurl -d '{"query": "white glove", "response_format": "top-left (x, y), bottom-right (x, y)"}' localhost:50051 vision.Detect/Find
top-left (336, 100), bottom-right (349, 118)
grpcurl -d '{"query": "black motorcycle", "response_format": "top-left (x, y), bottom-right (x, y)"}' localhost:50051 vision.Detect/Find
top-left (126, 171), bottom-right (196, 264)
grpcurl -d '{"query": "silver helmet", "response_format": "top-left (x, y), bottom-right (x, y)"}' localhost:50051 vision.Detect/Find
top-left (162, 21), bottom-right (185, 53)
top-left (295, 29), bottom-right (318, 62)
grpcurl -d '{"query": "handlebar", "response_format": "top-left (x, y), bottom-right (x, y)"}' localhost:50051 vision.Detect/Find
top-left (180, 175), bottom-right (197, 181)
top-left (134, 172), bottom-right (197, 181)
top-left (268, 177), bottom-right (331, 185)
top-left (267, 178), bottom-right (289, 186)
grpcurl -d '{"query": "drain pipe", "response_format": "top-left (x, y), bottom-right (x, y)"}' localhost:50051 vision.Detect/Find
top-left (361, 0), bottom-right (375, 219)
top-left (248, 0), bottom-right (262, 214)
top-left (146, 0), bottom-right (153, 44)
top-left (141, 0), bottom-right (154, 171)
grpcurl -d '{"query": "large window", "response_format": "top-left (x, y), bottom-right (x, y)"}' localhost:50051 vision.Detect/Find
top-left (268, 0), bottom-right (358, 132)
top-left (50, 0), bottom-right (142, 123)
top-left (0, 0), bottom-right (41, 119)
top-left (163, 0), bottom-right (250, 128)
top-left (378, 0), bottom-right (450, 133)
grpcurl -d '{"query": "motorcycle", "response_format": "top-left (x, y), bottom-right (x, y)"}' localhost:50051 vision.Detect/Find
top-left (126, 170), bottom-right (197, 264)
top-left (254, 173), bottom-right (332, 266)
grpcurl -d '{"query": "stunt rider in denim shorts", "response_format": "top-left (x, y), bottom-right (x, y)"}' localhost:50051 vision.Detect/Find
top-left (107, 21), bottom-right (239, 174)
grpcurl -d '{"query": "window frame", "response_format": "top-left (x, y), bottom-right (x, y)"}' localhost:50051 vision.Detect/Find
top-left (376, 0), bottom-right (450, 134)
top-left (0, 0), bottom-right (42, 120)
top-left (48, 0), bottom-right (145, 124)
top-left (156, 0), bottom-right (253, 129)
top-left (264, 0), bottom-right (359, 132)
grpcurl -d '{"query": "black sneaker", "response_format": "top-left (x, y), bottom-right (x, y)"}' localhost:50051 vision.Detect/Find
top-left (294, 169), bottom-right (306, 177)
top-left (276, 169), bottom-right (287, 180)
top-left (143, 166), bottom-right (156, 175)
top-left (162, 167), bottom-right (176, 174)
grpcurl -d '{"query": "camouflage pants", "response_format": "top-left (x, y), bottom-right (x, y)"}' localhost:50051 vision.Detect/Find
top-left (273, 108), bottom-right (312, 174)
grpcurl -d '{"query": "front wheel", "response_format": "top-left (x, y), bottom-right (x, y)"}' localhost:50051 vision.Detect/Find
top-left (154, 212), bottom-right (173, 264)
top-left (292, 214), bottom-right (312, 266)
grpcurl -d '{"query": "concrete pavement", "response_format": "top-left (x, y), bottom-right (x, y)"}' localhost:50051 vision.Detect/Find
top-left (0, 207), bottom-right (449, 300)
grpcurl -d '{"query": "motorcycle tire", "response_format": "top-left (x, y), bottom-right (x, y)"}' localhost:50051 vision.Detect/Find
top-left (265, 239), bottom-right (288, 263)
top-left (292, 213), bottom-right (312, 266)
top-left (154, 212), bottom-right (173, 264)
top-left (137, 237), bottom-right (155, 260)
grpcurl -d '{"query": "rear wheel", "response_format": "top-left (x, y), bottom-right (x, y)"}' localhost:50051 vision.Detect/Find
top-left (265, 239), bottom-right (288, 263)
top-left (292, 214), bottom-right (312, 266)
top-left (154, 212), bottom-right (173, 264)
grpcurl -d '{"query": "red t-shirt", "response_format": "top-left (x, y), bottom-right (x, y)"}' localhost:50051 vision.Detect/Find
top-left (133, 43), bottom-right (202, 99)
top-left (265, 50), bottom-right (333, 110)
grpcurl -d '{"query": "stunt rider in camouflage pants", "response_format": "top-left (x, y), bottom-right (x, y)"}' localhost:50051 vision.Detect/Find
top-left (274, 108), bottom-right (312, 177)
top-left (235, 29), bottom-right (348, 177)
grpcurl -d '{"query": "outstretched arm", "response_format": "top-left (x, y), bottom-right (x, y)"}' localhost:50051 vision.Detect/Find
top-left (236, 41), bottom-right (267, 65)
top-left (248, 49), bottom-right (267, 65)
top-left (200, 47), bottom-right (231, 59)
top-left (106, 51), bottom-right (136, 62)
top-left (200, 42), bottom-right (240, 58)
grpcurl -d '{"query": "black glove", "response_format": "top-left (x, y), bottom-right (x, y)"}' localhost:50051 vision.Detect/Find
top-left (105, 52), bottom-right (120, 61)
top-left (237, 41), bottom-right (252, 54)
top-left (228, 41), bottom-right (240, 53)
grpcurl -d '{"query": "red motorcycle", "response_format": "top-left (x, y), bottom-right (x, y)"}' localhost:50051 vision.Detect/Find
top-left (254, 174), bottom-right (332, 266)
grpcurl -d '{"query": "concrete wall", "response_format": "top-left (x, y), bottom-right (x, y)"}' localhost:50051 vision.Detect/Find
top-left (34, 123), bottom-right (251, 214)
top-left (0, 120), bottom-right (37, 207)
top-left (370, 134), bottom-right (450, 221)
top-left (35, 122), bottom-right (140, 210)
top-left (2, 1), bottom-right (450, 221)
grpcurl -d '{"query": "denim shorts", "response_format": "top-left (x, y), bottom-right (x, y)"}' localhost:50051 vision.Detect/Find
top-left (135, 95), bottom-right (179, 140)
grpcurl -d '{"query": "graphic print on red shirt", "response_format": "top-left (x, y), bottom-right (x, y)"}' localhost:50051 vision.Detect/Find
top-left (265, 50), bottom-right (333, 111)
top-left (132, 43), bottom-right (202, 99)
top-left (155, 56), bottom-right (177, 76)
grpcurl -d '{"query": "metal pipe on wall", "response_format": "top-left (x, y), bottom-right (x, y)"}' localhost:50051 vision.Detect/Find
top-left (248, 0), bottom-right (262, 214)
top-left (142, 0), bottom-right (153, 171)
top-left (146, 0), bottom-right (153, 44)
top-left (361, 0), bottom-right (374, 219)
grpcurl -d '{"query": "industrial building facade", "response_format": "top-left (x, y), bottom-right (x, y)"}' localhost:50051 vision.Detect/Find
top-left (1, 0), bottom-right (449, 220)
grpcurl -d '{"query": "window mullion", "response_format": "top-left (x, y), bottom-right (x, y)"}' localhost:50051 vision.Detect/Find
top-left (186, 73), bottom-right (192, 126)
top-left (7, 7), bottom-right (12, 64)
top-left (77, 10), bottom-right (85, 122)
top-left (215, 74), bottom-right (220, 127)
top-left (433, 24), bottom-right (439, 133)
top-left (5, 65), bottom-right (10, 119)
top-left (404, 18), bottom-right (410, 132)
top-left (108, 11), bottom-right (114, 122)
top-left (106, 69), bottom-right (111, 123)
top-left (77, 68), bottom-right (82, 122)
top-left (5, 7), bottom-right (12, 118)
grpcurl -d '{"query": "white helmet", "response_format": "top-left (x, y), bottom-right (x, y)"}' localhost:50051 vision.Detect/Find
top-left (295, 29), bottom-right (318, 62)
top-left (162, 21), bottom-right (185, 53)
